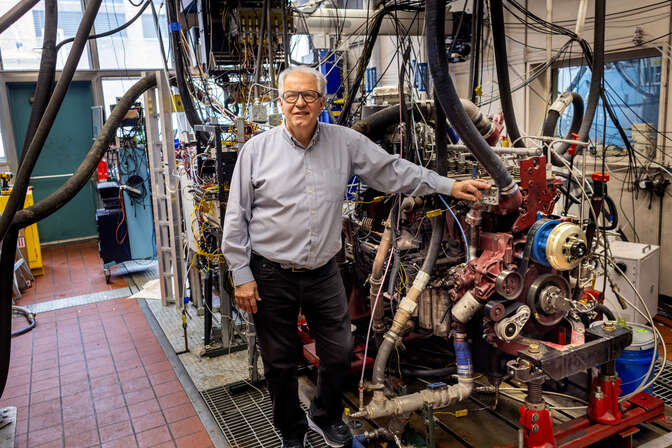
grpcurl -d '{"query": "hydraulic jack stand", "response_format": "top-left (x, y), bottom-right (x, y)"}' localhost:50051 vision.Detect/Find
top-left (587, 360), bottom-right (622, 425)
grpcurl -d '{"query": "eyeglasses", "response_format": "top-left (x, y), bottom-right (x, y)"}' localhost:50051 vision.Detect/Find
top-left (281, 90), bottom-right (322, 104)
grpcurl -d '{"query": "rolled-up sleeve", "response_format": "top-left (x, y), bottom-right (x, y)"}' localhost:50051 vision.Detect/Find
top-left (222, 144), bottom-right (256, 286)
top-left (349, 132), bottom-right (455, 196)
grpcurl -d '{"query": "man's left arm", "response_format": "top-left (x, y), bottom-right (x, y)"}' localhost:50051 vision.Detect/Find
top-left (349, 132), bottom-right (490, 200)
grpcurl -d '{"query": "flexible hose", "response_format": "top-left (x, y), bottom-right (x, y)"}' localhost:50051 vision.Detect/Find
top-left (541, 91), bottom-right (584, 155)
top-left (434, 92), bottom-right (449, 175)
top-left (0, 0), bottom-right (102, 245)
top-left (398, 44), bottom-right (412, 155)
top-left (599, 194), bottom-right (618, 231)
top-left (14, 75), bottom-right (157, 228)
top-left (0, 0), bottom-right (60, 400)
top-left (166, 0), bottom-right (202, 129)
top-left (351, 103), bottom-right (431, 142)
top-left (0, 0), bottom-right (40, 34)
top-left (489, 0), bottom-right (523, 147)
top-left (595, 303), bottom-right (615, 321)
top-left (20, 0), bottom-right (57, 163)
top-left (425, 0), bottom-right (520, 209)
top-left (556, 0), bottom-right (605, 157)
top-left (338, 3), bottom-right (415, 124)
top-left (11, 306), bottom-right (36, 338)
top-left (55, 0), bottom-right (150, 52)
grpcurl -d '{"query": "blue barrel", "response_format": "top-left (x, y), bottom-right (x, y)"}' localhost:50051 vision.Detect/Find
top-left (615, 323), bottom-right (657, 396)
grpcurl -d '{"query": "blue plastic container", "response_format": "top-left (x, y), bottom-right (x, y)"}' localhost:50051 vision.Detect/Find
top-left (614, 323), bottom-right (657, 396)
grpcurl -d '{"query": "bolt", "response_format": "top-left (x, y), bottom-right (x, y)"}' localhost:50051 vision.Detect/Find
top-left (603, 321), bottom-right (615, 332)
top-left (528, 343), bottom-right (541, 354)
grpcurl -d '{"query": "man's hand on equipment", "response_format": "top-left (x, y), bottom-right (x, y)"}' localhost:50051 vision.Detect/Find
top-left (235, 280), bottom-right (261, 314)
top-left (450, 179), bottom-right (491, 201)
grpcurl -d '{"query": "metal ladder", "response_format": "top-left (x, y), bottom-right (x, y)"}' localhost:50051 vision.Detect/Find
top-left (142, 71), bottom-right (185, 307)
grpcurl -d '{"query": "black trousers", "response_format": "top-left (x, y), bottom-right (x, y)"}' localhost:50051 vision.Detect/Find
top-left (250, 254), bottom-right (353, 439)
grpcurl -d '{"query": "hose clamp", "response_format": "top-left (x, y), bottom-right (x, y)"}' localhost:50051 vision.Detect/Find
top-left (549, 92), bottom-right (574, 113)
top-left (499, 182), bottom-right (519, 196)
top-left (399, 297), bottom-right (417, 315)
top-left (412, 271), bottom-right (431, 290)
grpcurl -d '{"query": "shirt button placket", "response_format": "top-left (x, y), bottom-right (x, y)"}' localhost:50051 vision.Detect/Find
top-left (306, 153), bottom-right (315, 264)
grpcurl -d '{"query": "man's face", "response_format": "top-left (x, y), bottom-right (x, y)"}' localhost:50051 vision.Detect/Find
top-left (279, 72), bottom-right (326, 132)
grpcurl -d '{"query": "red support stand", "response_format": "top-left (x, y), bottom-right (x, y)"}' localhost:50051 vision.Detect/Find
top-left (519, 405), bottom-right (557, 448)
top-left (587, 375), bottom-right (622, 425)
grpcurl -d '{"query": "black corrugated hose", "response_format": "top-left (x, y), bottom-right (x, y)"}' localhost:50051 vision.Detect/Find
top-left (166, 0), bottom-right (203, 130)
top-left (556, 0), bottom-right (605, 157)
top-left (541, 92), bottom-right (584, 146)
top-left (0, 0), bottom-right (61, 400)
top-left (0, 0), bottom-right (102, 246)
top-left (489, 0), bottom-right (524, 147)
top-left (425, 0), bottom-right (520, 209)
top-left (0, 74), bottom-right (157, 399)
top-left (14, 75), bottom-right (158, 229)
top-left (338, 3), bottom-right (419, 125)
top-left (0, 0), bottom-right (40, 34)
top-left (434, 92), bottom-right (449, 176)
top-left (542, 92), bottom-right (584, 166)
top-left (19, 0), bottom-right (57, 163)
top-left (55, 0), bottom-right (150, 52)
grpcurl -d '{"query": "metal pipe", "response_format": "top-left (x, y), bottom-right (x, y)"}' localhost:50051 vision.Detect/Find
top-left (352, 376), bottom-right (474, 419)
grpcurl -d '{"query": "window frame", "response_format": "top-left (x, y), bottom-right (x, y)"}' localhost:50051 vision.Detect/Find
top-left (0, 0), bottom-right (172, 166)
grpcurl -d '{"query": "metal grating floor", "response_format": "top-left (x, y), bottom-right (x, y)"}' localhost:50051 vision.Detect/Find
top-left (201, 384), bottom-right (329, 448)
top-left (653, 359), bottom-right (672, 405)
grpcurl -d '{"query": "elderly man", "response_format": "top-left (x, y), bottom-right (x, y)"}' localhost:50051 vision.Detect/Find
top-left (223, 66), bottom-right (489, 448)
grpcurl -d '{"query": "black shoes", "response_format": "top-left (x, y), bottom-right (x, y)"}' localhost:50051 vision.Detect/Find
top-left (281, 433), bottom-right (307, 448)
top-left (307, 413), bottom-right (353, 447)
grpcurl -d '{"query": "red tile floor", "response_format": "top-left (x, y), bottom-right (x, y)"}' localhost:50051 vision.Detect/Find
top-left (16, 240), bottom-right (127, 307)
top-left (3, 241), bottom-right (215, 447)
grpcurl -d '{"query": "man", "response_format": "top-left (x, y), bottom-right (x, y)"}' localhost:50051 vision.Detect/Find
top-left (223, 66), bottom-right (490, 448)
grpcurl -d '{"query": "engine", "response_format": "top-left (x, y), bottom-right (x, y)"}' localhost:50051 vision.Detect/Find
top-left (331, 101), bottom-right (638, 446)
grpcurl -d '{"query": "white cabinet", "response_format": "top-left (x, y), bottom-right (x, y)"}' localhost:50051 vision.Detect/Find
top-left (598, 241), bottom-right (660, 324)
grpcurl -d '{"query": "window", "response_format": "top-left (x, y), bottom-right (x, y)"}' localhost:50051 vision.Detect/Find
top-left (0, 0), bottom-right (90, 70)
top-left (141, 14), bottom-right (167, 39)
top-left (32, 10), bottom-right (86, 38)
top-left (332, 0), bottom-right (364, 8)
top-left (556, 55), bottom-right (661, 150)
top-left (94, 12), bottom-right (127, 37)
top-left (290, 35), bottom-right (314, 64)
top-left (96, 0), bottom-right (171, 70)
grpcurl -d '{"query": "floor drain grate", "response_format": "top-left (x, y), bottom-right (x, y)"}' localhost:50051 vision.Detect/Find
top-left (653, 359), bottom-right (672, 406)
top-left (200, 384), bottom-right (329, 448)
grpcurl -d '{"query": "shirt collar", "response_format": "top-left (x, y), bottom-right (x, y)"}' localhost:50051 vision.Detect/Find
top-left (282, 121), bottom-right (321, 150)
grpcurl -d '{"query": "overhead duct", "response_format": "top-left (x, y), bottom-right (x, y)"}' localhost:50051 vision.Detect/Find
top-left (295, 9), bottom-right (447, 36)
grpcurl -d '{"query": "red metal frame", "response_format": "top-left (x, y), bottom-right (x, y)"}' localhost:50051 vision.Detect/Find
top-left (554, 393), bottom-right (666, 447)
top-left (506, 392), bottom-right (667, 448)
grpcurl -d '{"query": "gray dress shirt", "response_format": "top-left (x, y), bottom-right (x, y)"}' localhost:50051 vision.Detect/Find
top-left (222, 122), bottom-right (456, 286)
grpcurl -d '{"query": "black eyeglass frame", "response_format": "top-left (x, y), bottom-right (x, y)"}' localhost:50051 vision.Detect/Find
top-left (280, 90), bottom-right (323, 104)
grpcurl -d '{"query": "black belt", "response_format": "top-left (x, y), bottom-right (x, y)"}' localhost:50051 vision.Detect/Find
top-left (251, 253), bottom-right (331, 273)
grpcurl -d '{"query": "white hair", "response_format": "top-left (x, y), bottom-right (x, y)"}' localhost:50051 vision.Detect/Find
top-left (278, 66), bottom-right (327, 96)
